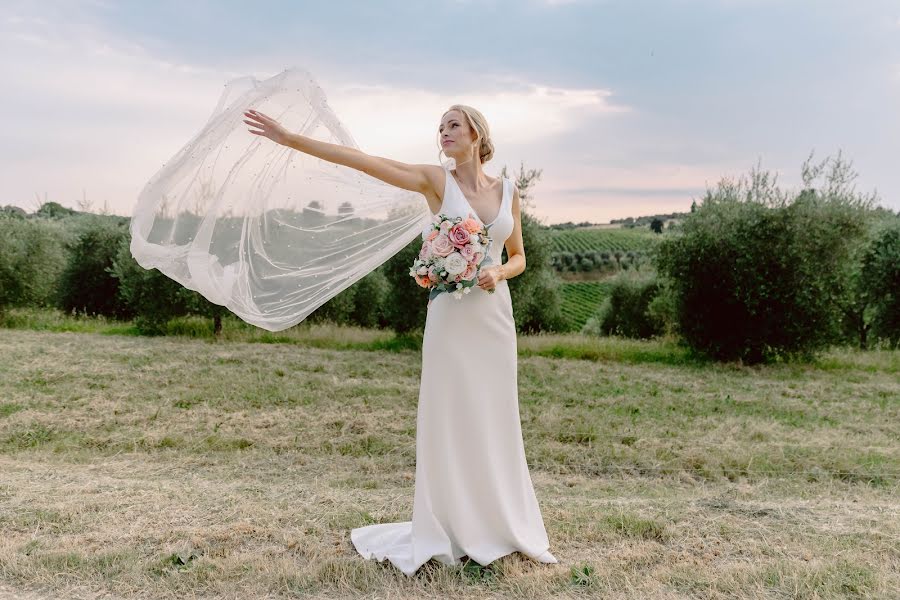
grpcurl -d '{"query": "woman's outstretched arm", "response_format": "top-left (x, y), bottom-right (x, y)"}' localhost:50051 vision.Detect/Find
top-left (243, 109), bottom-right (437, 197)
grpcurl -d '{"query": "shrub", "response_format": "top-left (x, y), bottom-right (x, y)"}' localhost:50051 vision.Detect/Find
top-left (56, 215), bottom-right (132, 318)
top-left (350, 268), bottom-right (391, 328)
top-left (0, 206), bottom-right (27, 219)
top-left (306, 283), bottom-right (358, 326)
top-left (859, 221), bottom-right (900, 348)
top-left (307, 267), bottom-right (391, 329)
top-left (654, 153), bottom-right (876, 363)
top-left (0, 218), bottom-right (69, 314)
top-left (646, 278), bottom-right (679, 337)
top-left (381, 237), bottom-right (429, 334)
top-left (591, 271), bottom-right (663, 338)
top-left (504, 210), bottom-right (567, 333)
top-left (110, 238), bottom-right (192, 335)
top-left (34, 201), bottom-right (78, 219)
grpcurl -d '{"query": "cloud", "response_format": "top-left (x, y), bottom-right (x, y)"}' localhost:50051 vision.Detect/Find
top-left (0, 2), bottom-right (635, 219)
top-left (0, 7), bottom-right (249, 213)
top-left (324, 78), bottom-right (630, 162)
top-left (13, 1), bottom-right (888, 224)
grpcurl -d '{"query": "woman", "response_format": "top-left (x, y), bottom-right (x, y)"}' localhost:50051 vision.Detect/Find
top-left (243, 105), bottom-right (558, 576)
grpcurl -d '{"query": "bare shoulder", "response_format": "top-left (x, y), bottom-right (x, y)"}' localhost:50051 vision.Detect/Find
top-left (510, 180), bottom-right (521, 208)
top-left (419, 164), bottom-right (448, 214)
top-left (421, 164), bottom-right (447, 195)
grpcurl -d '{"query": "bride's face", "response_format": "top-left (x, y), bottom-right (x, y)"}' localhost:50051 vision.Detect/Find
top-left (439, 110), bottom-right (476, 161)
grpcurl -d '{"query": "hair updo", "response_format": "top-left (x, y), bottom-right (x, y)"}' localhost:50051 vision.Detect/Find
top-left (438, 104), bottom-right (494, 165)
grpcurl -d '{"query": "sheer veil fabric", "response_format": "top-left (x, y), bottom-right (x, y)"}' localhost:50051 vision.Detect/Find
top-left (130, 66), bottom-right (431, 331)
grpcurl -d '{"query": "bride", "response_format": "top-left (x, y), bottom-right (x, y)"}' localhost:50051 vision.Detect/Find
top-left (243, 104), bottom-right (558, 576)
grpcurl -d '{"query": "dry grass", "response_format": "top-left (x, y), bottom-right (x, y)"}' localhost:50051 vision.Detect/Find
top-left (0, 327), bottom-right (897, 599)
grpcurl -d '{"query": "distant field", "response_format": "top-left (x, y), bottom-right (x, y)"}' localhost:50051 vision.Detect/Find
top-left (0, 324), bottom-right (897, 599)
top-left (547, 228), bottom-right (660, 254)
top-left (558, 280), bottom-right (615, 331)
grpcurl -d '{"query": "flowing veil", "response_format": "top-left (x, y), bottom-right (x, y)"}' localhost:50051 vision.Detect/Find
top-left (130, 66), bottom-right (431, 331)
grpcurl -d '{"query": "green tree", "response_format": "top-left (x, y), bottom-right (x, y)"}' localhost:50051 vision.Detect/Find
top-left (35, 201), bottom-right (78, 219)
top-left (654, 152), bottom-right (876, 363)
top-left (859, 222), bottom-right (900, 348)
top-left (56, 215), bottom-right (133, 318)
top-left (110, 239), bottom-right (191, 335)
top-left (381, 238), bottom-right (429, 333)
top-left (592, 271), bottom-right (663, 339)
top-left (0, 218), bottom-right (69, 315)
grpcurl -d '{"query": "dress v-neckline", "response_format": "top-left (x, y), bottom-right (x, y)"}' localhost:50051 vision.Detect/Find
top-left (448, 169), bottom-right (505, 226)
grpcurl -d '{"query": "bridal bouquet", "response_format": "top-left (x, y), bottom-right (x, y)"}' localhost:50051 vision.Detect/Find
top-left (409, 212), bottom-right (495, 301)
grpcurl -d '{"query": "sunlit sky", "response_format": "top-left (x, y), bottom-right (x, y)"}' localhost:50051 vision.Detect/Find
top-left (2, 0), bottom-right (899, 224)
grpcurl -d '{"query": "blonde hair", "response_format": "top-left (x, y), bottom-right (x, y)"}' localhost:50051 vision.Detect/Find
top-left (438, 104), bottom-right (495, 166)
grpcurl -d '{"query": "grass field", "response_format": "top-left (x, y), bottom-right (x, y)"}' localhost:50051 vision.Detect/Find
top-left (0, 317), bottom-right (898, 599)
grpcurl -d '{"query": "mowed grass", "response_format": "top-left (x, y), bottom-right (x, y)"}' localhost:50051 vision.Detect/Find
top-left (0, 324), bottom-right (898, 599)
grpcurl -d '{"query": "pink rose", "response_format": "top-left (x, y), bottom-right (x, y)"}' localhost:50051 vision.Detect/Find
top-left (462, 263), bottom-right (477, 280)
top-left (439, 220), bottom-right (452, 234)
top-left (419, 241), bottom-right (432, 260)
top-left (427, 229), bottom-right (439, 241)
top-left (428, 266), bottom-right (439, 282)
top-left (459, 243), bottom-right (477, 261)
top-left (431, 233), bottom-right (454, 257)
top-left (448, 224), bottom-right (470, 248)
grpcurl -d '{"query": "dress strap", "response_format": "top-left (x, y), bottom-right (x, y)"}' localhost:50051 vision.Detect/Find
top-left (502, 177), bottom-right (511, 215)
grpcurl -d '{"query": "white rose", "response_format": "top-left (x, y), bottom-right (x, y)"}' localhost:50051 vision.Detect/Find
top-left (443, 252), bottom-right (467, 276)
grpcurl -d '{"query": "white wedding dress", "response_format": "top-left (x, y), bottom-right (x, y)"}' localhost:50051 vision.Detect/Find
top-left (350, 167), bottom-right (559, 576)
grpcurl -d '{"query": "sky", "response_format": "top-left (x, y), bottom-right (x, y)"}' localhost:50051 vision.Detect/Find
top-left (2, 0), bottom-right (899, 225)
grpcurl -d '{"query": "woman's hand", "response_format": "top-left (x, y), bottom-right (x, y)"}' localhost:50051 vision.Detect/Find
top-left (477, 265), bottom-right (505, 291)
top-left (243, 109), bottom-right (291, 146)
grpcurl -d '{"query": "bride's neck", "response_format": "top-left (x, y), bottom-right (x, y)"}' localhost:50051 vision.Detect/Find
top-left (453, 160), bottom-right (489, 190)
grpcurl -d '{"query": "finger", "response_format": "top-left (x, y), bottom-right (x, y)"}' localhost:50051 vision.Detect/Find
top-left (249, 110), bottom-right (274, 123)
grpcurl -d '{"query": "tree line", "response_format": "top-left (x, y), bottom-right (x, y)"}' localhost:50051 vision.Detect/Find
top-left (1, 153), bottom-right (897, 364)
